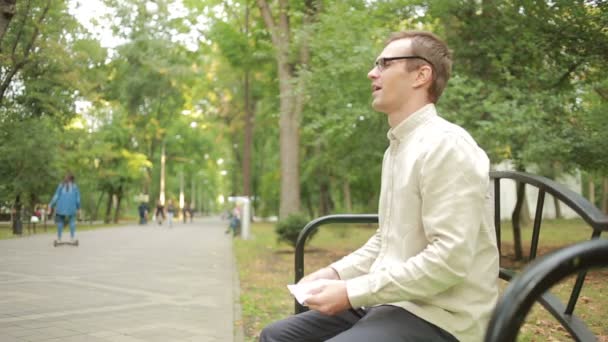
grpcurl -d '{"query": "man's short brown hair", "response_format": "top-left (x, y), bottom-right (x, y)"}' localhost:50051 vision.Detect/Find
top-left (386, 31), bottom-right (452, 103)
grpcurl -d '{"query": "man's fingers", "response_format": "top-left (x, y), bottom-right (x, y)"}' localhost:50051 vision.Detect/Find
top-left (308, 286), bottom-right (323, 295)
top-left (304, 294), bottom-right (317, 306)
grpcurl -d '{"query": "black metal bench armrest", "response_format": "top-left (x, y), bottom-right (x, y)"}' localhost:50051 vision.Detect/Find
top-left (485, 239), bottom-right (608, 342)
top-left (294, 214), bottom-right (378, 313)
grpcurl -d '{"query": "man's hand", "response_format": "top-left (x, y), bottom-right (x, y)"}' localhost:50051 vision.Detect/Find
top-left (298, 267), bottom-right (340, 284)
top-left (305, 280), bottom-right (351, 315)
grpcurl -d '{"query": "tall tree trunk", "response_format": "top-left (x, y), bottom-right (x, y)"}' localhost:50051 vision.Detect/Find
top-left (277, 52), bottom-right (301, 218)
top-left (113, 186), bottom-right (122, 223)
top-left (602, 177), bottom-right (608, 214)
top-left (12, 193), bottom-right (22, 234)
top-left (319, 179), bottom-right (331, 216)
top-left (242, 1), bottom-right (253, 199)
top-left (257, 0), bottom-right (317, 218)
top-left (553, 196), bottom-right (562, 219)
top-left (0, 0), bottom-right (16, 46)
top-left (511, 182), bottom-right (525, 260)
top-left (93, 192), bottom-right (104, 222)
top-left (243, 70), bottom-right (253, 198)
top-left (191, 176), bottom-right (195, 211)
top-left (304, 187), bottom-right (314, 219)
top-left (343, 180), bottom-right (352, 213)
top-left (588, 175), bottom-right (595, 205)
top-left (104, 190), bottom-right (113, 223)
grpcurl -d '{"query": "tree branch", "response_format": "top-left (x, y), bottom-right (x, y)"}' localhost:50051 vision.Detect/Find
top-left (594, 87), bottom-right (608, 100)
top-left (0, 0), bottom-right (50, 104)
top-left (278, 0), bottom-right (289, 42)
top-left (9, 0), bottom-right (25, 58)
top-left (256, 0), bottom-right (278, 47)
top-left (0, 0), bottom-right (17, 46)
top-left (553, 62), bottom-right (580, 88)
top-left (23, 0), bottom-right (50, 59)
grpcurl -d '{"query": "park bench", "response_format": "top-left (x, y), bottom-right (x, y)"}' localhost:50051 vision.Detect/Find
top-left (294, 170), bottom-right (608, 341)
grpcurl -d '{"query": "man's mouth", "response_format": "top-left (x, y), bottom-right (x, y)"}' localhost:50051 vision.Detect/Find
top-left (372, 85), bottom-right (382, 93)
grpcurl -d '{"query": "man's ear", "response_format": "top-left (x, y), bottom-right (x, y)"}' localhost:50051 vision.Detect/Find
top-left (413, 65), bottom-right (433, 89)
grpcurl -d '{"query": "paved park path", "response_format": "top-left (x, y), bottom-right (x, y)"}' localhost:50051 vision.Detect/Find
top-left (0, 217), bottom-right (243, 342)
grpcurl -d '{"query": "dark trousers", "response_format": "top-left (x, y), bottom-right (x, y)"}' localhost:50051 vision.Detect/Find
top-left (259, 305), bottom-right (458, 342)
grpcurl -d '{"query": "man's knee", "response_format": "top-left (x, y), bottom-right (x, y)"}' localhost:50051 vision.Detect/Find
top-left (259, 321), bottom-right (282, 342)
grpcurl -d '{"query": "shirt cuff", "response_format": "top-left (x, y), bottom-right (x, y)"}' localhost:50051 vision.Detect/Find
top-left (345, 276), bottom-right (372, 309)
top-left (330, 259), bottom-right (360, 280)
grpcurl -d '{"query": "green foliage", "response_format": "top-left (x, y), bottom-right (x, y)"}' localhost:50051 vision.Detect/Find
top-left (274, 213), bottom-right (313, 248)
top-left (0, 117), bottom-right (60, 208)
top-left (0, 0), bottom-right (606, 223)
top-left (427, 0), bottom-right (608, 176)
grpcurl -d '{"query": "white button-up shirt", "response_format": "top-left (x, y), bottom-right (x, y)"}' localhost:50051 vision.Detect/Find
top-left (331, 104), bottom-right (499, 341)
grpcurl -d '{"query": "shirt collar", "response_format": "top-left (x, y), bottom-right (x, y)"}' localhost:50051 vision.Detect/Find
top-left (387, 103), bottom-right (437, 142)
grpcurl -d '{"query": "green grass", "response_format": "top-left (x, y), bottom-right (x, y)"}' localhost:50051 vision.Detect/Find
top-left (234, 219), bottom-right (607, 342)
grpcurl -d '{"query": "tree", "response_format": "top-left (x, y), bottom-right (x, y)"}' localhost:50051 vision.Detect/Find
top-left (0, 117), bottom-right (59, 233)
top-left (0, 0), bottom-right (16, 43)
top-left (256, 0), bottom-right (320, 218)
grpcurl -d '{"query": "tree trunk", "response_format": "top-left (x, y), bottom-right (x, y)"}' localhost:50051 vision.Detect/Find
top-left (602, 177), bottom-right (608, 214)
top-left (588, 176), bottom-right (595, 205)
top-left (553, 196), bottom-right (562, 219)
top-left (343, 180), bottom-right (352, 213)
top-left (511, 182), bottom-right (525, 260)
top-left (319, 179), bottom-right (331, 216)
top-left (257, 0), bottom-right (317, 218)
top-left (277, 54), bottom-right (301, 218)
top-left (305, 190), bottom-right (314, 219)
top-left (104, 190), bottom-right (113, 223)
top-left (0, 0), bottom-right (16, 47)
top-left (113, 186), bottom-right (122, 223)
top-left (93, 192), bottom-right (104, 222)
top-left (242, 2), bottom-right (253, 199)
top-left (11, 193), bottom-right (22, 235)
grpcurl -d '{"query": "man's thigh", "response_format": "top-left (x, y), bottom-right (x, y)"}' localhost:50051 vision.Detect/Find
top-left (326, 305), bottom-right (458, 342)
top-left (259, 309), bottom-right (361, 342)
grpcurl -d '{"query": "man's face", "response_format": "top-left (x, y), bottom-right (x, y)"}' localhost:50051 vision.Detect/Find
top-left (367, 39), bottom-right (417, 114)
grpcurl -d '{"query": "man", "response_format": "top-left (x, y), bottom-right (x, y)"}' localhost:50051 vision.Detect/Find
top-left (260, 30), bottom-right (499, 342)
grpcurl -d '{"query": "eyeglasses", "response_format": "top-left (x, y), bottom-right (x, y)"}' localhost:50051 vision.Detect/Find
top-left (374, 56), bottom-right (434, 72)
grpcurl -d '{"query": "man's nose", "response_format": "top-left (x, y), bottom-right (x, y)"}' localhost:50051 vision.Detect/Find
top-left (367, 67), bottom-right (379, 80)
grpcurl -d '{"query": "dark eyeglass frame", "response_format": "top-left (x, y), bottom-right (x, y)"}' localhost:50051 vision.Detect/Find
top-left (374, 56), bottom-right (434, 72)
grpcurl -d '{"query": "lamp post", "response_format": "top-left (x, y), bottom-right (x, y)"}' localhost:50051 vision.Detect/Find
top-left (159, 142), bottom-right (166, 205)
top-left (179, 170), bottom-right (185, 219)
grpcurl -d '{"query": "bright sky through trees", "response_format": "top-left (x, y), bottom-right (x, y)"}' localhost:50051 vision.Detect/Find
top-left (68, 0), bottom-right (205, 51)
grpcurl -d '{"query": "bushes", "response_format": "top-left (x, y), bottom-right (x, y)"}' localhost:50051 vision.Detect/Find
top-left (275, 213), bottom-right (315, 248)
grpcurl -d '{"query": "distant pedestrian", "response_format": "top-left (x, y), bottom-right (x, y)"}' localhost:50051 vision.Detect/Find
top-left (154, 200), bottom-right (165, 225)
top-left (138, 202), bottom-right (149, 225)
top-left (227, 205), bottom-right (241, 236)
top-left (183, 202), bottom-right (193, 223)
top-left (166, 200), bottom-right (175, 228)
top-left (48, 172), bottom-right (81, 243)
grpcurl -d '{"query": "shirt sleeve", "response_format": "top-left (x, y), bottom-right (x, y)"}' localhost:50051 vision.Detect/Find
top-left (345, 134), bottom-right (490, 308)
top-left (48, 184), bottom-right (61, 208)
top-left (330, 229), bottom-right (381, 280)
top-left (75, 185), bottom-right (81, 210)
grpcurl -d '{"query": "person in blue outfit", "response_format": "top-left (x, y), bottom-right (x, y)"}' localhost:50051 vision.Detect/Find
top-left (138, 202), bottom-right (149, 225)
top-left (48, 172), bottom-right (81, 242)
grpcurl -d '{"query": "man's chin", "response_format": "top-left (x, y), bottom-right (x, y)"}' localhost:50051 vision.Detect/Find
top-left (371, 100), bottom-right (387, 113)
